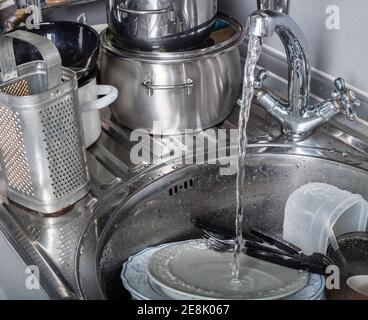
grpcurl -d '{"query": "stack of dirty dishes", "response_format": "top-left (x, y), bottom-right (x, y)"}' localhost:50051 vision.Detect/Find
top-left (121, 181), bottom-right (368, 300)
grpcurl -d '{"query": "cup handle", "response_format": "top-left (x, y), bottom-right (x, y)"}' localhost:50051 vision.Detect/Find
top-left (81, 85), bottom-right (118, 112)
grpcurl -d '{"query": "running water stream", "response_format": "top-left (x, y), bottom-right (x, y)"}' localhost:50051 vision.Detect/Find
top-left (233, 36), bottom-right (263, 281)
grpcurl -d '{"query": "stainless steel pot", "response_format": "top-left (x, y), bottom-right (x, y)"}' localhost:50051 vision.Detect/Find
top-left (100, 16), bottom-right (245, 134)
top-left (107, 0), bottom-right (218, 50)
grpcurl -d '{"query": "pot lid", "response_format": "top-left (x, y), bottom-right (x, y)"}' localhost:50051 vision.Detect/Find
top-left (101, 14), bottom-right (245, 61)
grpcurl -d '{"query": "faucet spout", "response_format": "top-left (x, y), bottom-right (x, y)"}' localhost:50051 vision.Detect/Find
top-left (247, 10), bottom-right (311, 112)
top-left (246, 10), bottom-right (360, 141)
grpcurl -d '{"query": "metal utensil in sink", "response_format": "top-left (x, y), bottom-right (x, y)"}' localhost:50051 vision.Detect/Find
top-left (0, 30), bottom-right (90, 214)
top-left (192, 219), bottom-right (334, 275)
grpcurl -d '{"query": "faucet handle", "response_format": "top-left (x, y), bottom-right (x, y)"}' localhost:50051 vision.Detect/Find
top-left (332, 77), bottom-right (360, 121)
top-left (334, 77), bottom-right (347, 92)
top-left (254, 69), bottom-right (269, 89)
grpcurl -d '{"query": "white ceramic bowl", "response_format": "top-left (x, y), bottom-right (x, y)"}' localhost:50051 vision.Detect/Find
top-left (347, 275), bottom-right (368, 296)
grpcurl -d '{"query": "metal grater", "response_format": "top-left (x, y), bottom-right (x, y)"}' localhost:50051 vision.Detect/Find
top-left (40, 97), bottom-right (87, 199)
top-left (0, 31), bottom-right (90, 214)
top-left (0, 105), bottom-right (34, 196)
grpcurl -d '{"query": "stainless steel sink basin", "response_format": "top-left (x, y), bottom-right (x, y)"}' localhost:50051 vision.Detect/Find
top-left (1, 104), bottom-right (368, 299)
top-left (77, 144), bottom-right (368, 299)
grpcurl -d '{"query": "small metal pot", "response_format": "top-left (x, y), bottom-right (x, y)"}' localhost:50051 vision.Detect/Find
top-left (107, 0), bottom-right (218, 50)
top-left (100, 16), bottom-right (245, 134)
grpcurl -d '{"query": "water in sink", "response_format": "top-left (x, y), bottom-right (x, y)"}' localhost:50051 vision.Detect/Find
top-left (233, 36), bottom-right (263, 281)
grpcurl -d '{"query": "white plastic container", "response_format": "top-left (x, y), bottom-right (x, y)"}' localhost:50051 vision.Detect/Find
top-left (78, 78), bottom-right (118, 148)
top-left (283, 183), bottom-right (368, 255)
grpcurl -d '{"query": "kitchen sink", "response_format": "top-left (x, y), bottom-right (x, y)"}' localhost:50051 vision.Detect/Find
top-left (1, 105), bottom-right (368, 299)
top-left (77, 143), bottom-right (368, 299)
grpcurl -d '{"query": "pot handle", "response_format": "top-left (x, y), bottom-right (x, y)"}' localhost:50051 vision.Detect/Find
top-left (117, 5), bottom-right (171, 15)
top-left (81, 85), bottom-right (118, 112)
top-left (0, 30), bottom-right (62, 89)
top-left (142, 79), bottom-right (195, 96)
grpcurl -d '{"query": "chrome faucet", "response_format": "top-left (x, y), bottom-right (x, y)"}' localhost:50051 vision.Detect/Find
top-left (247, 10), bottom-right (360, 141)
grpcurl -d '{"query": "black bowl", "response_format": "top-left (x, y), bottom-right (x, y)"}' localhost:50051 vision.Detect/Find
top-left (14, 21), bottom-right (100, 85)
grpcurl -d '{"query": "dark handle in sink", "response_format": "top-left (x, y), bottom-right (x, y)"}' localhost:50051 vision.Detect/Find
top-left (249, 227), bottom-right (302, 256)
top-left (245, 248), bottom-right (329, 275)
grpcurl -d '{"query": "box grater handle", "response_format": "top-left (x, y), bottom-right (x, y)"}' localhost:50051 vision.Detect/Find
top-left (0, 30), bottom-right (62, 90)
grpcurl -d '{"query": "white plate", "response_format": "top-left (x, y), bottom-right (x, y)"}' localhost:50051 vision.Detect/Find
top-left (122, 240), bottom-right (324, 300)
top-left (147, 240), bottom-right (309, 300)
